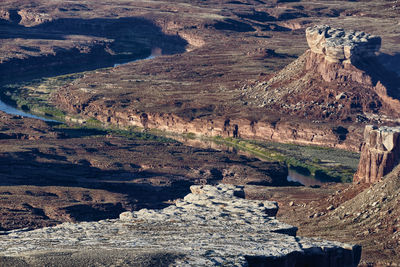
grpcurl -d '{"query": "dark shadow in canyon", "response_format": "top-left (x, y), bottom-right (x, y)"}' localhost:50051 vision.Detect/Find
top-left (378, 52), bottom-right (400, 77)
top-left (354, 55), bottom-right (400, 101)
top-left (0, 16), bottom-right (188, 84)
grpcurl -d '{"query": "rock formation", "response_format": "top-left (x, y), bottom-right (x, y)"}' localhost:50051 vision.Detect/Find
top-left (246, 25), bottom-right (400, 122)
top-left (354, 125), bottom-right (400, 184)
top-left (306, 25), bottom-right (381, 64)
top-left (0, 9), bottom-right (51, 26)
top-left (0, 184), bottom-right (361, 266)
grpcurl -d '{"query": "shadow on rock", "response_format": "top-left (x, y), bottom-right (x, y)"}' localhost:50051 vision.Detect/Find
top-left (0, 149), bottom-right (194, 222)
top-left (354, 56), bottom-right (400, 101)
top-left (0, 16), bottom-right (188, 83)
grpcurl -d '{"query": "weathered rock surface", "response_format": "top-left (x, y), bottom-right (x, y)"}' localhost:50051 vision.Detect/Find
top-left (0, 184), bottom-right (361, 266)
top-left (306, 25), bottom-right (381, 64)
top-left (354, 125), bottom-right (400, 184)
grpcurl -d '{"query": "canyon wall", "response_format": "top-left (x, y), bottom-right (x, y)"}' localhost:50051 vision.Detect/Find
top-left (354, 125), bottom-right (400, 183)
top-left (56, 94), bottom-right (364, 152)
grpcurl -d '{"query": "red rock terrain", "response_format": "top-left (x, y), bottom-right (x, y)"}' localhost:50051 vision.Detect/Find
top-left (1, 0), bottom-right (400, 265)
top-left (247, 25), bottom-right (400, 123)
top-left (247, 165), bottom-right (400, 266)
top-left (0, 111), bottom-right (289, 231)
top-left (354, 125), bottom-right (400, 184)
top-left (1, 0), bottom-right (399, 152)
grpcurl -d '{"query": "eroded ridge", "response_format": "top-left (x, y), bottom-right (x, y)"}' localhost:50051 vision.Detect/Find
top-left (0, 184), bottom-right (360, 266)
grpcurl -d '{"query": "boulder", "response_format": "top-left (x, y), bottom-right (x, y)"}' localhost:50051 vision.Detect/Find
top-left (306, 25), bottom-right (381, 63)
top-left (354, 125), bottom-right (400, 183)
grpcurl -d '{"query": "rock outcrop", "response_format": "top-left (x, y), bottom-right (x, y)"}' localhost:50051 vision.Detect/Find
top-left (246, 25), bottom-right (400, 122)
top-left (0, 184), bottom-right (361, 266)
top-left (306, 25), bottom-right (381, 64)
top-left (0, 9), bottom-right (52, 26)
top-left (354, 125), bottom-right (400, 184)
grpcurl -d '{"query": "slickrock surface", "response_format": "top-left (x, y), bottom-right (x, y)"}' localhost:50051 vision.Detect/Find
top-left (306, 25), bottom-right (381, 64)
top-left (354, 125), bottom-right (400, 184)
top-left (0, 184), bottom-right (361, 266)
top-left (1, 0), bottom-right (400, 153)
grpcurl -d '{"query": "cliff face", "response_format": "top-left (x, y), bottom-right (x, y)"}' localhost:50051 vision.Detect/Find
top-left (53, 87), bottom-right (364, 152)
top-left (304, 26), bottom-right (400, 115)
top-left (354, 125), bottom-right (400, 184)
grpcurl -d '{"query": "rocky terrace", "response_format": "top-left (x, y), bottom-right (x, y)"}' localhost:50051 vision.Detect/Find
top-left (0, 184), bottom-right (361, 266)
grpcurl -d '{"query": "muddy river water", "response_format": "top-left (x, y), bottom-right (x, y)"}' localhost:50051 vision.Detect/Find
top-left (0, 49), bottom-right (161, 121)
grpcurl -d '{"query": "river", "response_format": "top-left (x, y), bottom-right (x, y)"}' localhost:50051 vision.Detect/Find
top-left (0, 100), bottom-right (55, 121)
top-left (0, 48), bottom-right (162, 121)
top-left (169, 136), bottom-right (328, 186)
top-left (0, 48), bottom-right (333, 187)
top-left (287, 169), bottom-right (324, 186)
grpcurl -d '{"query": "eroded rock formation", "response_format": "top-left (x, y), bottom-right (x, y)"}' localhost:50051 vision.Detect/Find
top-left (306, 25), bottom-right (381, 64)
top-left (246, 25), bottom-right (400, 121)
top-left (0, 9), bottom-right (52, 26)
top-left (0, 184), bottom-right (361, 266)
top-left (354, 125), bottom-right (400, 183)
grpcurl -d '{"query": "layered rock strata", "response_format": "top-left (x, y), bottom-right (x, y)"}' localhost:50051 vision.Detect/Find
top-left (0, 184), bottom-right (361, 266)
top-left (306, 25), bottom-right (381, 64)
top-left (54, 89), bottom-right (364, 151)
top-left (354, 125), bottom-right (400, 184)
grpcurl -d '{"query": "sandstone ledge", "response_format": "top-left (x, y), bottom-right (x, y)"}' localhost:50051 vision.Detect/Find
top-left (0, 184), bottom-right (361, 266)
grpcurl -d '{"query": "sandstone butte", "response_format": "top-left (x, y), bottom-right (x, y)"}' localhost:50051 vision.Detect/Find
top-left (354, 125), bottom-right (400, 184)
top-left (47, 25), bottom-right (400, 154)
top-left (247, 25), bottom-right (400, 129)
top-left (303, 25), bottom-right (400, 114)
top-left (0, 184), bottom-right (361, 266)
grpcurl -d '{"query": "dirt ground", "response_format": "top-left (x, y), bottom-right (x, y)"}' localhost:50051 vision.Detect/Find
top-left (245, 167), bottom-right (400, 266)
top-left (0, 111), bottom-right (289, 231)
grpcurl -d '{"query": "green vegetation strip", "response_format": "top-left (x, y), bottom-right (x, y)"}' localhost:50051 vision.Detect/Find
top-left (54, 120), bottom-right (177, 144)
top-left (208, 135), bottom-right (359, 183)
top-left (1, 73), bottom-right (84, 120)
top-left (3, 72), bottom-right (359, 183)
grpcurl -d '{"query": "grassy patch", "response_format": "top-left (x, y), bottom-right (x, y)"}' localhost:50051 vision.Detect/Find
top-left (0, 73), bottom-right (83, 120)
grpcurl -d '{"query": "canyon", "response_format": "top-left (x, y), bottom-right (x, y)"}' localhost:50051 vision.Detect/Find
top-left (1, 0), bottom-right (400, 266)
